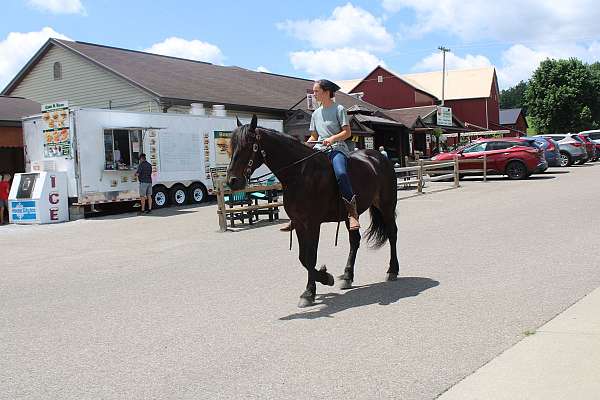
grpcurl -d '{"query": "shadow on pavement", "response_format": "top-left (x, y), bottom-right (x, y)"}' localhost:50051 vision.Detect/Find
top-left (279, 276), bottom-right (439, 320)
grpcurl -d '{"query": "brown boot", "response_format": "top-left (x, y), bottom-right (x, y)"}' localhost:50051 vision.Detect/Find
top-left (343, 195), bottom-right (361, 231)
top-left (280, 221), bottom-right (294, 232)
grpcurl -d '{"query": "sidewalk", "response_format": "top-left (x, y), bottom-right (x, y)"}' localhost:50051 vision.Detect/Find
top-left (438, 287), bottom-right (600, 400)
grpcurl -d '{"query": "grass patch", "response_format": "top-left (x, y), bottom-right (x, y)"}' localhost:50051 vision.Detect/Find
top-left (523, 330), bottom-right (536, 336)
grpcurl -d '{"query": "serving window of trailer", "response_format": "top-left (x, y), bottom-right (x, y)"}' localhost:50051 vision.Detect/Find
top-left (104, 129), bottom-right (142, 170)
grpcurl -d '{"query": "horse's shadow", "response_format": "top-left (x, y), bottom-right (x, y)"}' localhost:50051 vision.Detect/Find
top-left (279, 276), bottom-right (439, 320)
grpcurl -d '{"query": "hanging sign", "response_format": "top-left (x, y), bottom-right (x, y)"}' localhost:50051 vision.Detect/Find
top-left (437, 106), bottom-right (452, 126)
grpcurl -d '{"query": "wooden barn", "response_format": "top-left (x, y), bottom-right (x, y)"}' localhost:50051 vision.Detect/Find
top-left (338, 66), bottom-right (500, 132)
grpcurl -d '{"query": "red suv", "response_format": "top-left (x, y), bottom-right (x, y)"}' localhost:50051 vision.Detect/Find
top-left (576, 133), bottom-right (597, 162)
top-left (432, 138), bottom-right (547, 179)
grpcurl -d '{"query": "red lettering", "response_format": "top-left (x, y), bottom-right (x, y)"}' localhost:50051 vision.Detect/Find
top-left (51, 175), bottom-right (56, 188)
top-left (49, 208), bottom-right (59, 221)
top-left (49, 193), bottom-right (59, 204)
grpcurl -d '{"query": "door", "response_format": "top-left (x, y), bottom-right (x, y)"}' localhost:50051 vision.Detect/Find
top-left (485, 141), bottom-right (515, 172)
top-left (458, 142), bottom-right (487, 172)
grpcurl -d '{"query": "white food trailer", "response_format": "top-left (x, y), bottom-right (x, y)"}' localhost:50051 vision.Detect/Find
top-left (21, 107), bottom-right (282, 216)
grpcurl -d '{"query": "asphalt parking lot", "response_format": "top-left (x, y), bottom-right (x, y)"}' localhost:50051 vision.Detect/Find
top-left (2, 164), bottom-right (600, 400)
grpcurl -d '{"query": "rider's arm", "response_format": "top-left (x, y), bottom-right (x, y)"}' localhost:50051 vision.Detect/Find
top-left (323, 124), bottom-right (351, 145)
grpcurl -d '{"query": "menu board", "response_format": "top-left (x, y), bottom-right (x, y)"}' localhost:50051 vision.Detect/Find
top-left (214, 131), bottom-right (233, 166)
top-left (41, 101), bottom-right (71, 158)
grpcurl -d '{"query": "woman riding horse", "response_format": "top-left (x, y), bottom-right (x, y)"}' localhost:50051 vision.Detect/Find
top-left (281, 79), bottom-right (360, 232)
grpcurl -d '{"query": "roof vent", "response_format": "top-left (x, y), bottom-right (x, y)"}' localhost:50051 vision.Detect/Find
top-left (212, 105), bottom-right (226, 117)
top-left (189, 103), bottom-right (206, 115)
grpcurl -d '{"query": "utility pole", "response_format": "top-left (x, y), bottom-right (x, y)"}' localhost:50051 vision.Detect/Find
top-left (438, 46), bottom-right (450, 106)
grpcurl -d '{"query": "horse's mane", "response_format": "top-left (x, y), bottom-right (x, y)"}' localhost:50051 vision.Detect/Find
top-left (233, 124), bottom-right (308, 155)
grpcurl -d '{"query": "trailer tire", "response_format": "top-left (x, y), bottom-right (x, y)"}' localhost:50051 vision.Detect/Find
top-left (169, 185), bottom-right (187, 206)
top-left (152, 185), bottom-right (169, 208)
top-left (189, 182), bottom-right (208, 204)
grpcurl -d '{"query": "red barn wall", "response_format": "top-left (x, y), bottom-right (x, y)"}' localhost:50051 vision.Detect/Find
top-left (352, 67), bottom-right (436, 109)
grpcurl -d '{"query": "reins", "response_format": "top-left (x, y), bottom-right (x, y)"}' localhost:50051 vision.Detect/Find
top-left (243, 130), bottom-right (341, 250)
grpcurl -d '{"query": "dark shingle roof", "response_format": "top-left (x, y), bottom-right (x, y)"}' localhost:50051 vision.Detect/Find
top-left (8, 39), bottom-right (381, 114)
top-left (384, 106), bottom-right (437, 128)
top-left (499, 108), bottom-right (523, 125)
top-left (0, 96), bottom-right (40, 121)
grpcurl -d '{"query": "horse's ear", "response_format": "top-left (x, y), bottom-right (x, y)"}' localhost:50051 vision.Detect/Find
top-left (250, 114), bottom-right (257, 132)
top-left (236, 116), bottom-right (242, 127)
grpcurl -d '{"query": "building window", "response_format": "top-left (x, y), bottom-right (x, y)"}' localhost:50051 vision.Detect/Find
top-left (53, 62), bottom-right (62, 80)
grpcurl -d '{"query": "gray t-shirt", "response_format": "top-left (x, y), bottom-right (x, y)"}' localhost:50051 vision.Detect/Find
top-left (310, 103), bottom-right (350, 156)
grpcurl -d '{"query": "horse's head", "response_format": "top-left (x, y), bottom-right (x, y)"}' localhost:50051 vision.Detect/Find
top-left (226, 114), bottom-right (265, 190)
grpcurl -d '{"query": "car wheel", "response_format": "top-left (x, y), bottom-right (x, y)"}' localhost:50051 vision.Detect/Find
top-left (559, 152), bottom-right (572, 167)
top-left (189, 182), bottom-right (208, 204)
top-left (152, 185), bottom-right (169, 208)
top-left (506, 161), bottom-right (527, 180)
top-left (169, 185), bottom-right (187, 206)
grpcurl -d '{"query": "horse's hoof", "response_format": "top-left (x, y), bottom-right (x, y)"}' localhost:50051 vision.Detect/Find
top-left (339, 279), bottom-right (353, 290)
top-left (319, 265), bottom-right (335, 286)
top-left (385, 273), bottom-right (398, 281)
top-left (298, 297), bottom-right (315, 308)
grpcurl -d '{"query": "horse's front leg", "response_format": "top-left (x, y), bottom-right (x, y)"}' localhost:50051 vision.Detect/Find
top-left (340, 228), bottom-right (360, 290)
top-left (296, 224), bottom-right (334, 308)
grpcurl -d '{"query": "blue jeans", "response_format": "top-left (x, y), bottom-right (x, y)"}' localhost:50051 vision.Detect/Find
top-left (329, 150), bottom-right (354, 201)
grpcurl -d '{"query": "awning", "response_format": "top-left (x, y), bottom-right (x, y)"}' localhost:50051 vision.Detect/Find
top-left (0, 127), bottom-right (23, 148)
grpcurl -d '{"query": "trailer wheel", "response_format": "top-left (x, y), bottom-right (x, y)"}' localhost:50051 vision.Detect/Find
top-left (169, 185), bottom-right (187, 206)
top-left (189, 182), bottom-right (207, 204)
top-left (152, 185), bottom-right (169, 208)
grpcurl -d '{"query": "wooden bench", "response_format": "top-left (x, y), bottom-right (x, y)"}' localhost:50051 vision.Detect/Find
top-left (215, 180), bottom-right (283, 231)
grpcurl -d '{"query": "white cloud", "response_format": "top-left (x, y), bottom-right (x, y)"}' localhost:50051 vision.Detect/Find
top-left (145, 37), bottom-right (225, 65)
top-left (498, 42), bottom-right (600, 87)
top-left (412, 41), bottom-right (600, 89)
top-left (277, 3), bottom-right (394, 52)
top-left (256, 66), bottom-right (271, 73)
top-left (413, 52), bottom-right (492, 72)
top-left (0, 27), bottom-right (70, 90)
top-left (28, 0), bottom-right (85, 15)
top-left (289, 48), bottom-right (385, 79)
top-left (383, 0), bottom-right (600, 43)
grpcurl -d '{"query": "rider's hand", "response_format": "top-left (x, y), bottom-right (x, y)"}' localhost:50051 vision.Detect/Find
top-left (323, 138), bottom-right (333, 147)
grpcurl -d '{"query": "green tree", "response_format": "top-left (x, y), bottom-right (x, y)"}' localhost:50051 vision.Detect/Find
top-left (500, 81), bottom-right (528, 112)
top-left (525, 58), bottom-right (599, 133)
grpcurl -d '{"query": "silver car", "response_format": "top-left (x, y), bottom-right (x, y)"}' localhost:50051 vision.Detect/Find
top-left (536, 134), bottom-right (587, 167)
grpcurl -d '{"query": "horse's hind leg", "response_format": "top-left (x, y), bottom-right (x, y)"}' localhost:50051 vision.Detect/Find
top-left (340, 228), bottom-right (360, 290)
top-left (296, 225), bottom-right (334, 308)
top-left (386, 217), bottom-right (399, 281)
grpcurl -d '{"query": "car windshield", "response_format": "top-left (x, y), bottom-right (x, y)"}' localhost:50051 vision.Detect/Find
top-left (587, 132), bottom-right (600, 140)
top-left (571, 135), bottom-right (584, 142)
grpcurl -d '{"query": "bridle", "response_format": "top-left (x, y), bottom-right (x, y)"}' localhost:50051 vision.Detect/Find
top-left (243, 128), bottom-right (267, 182)
top-left (241, 127), bottom-right (332, 184)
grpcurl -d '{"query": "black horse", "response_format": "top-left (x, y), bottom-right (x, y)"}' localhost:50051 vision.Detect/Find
top-left (227, 115), bottom-right (399, 307)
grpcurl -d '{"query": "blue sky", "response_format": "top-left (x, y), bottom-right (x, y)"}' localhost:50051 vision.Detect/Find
top-left (2, 0), bottom-right (600, 90)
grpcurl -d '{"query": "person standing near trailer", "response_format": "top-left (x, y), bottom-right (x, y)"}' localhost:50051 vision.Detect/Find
top-left (0, 173), bottom-right (11, 224)
top-left (135, 153), bottom-right (153, 214)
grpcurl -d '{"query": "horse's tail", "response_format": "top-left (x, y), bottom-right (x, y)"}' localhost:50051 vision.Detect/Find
top-left (365, 205), bottom-right (393, 249)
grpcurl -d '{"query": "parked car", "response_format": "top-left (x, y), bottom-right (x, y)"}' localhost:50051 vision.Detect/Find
top-left (537, 134), bottom-right (587, 167)
top-left (576, 132), bottom-right (597, 161)
top-left (432, 138), bottom-right (547, 180)
top-left (519, 137), bottom-right (561, 167)
top-left (581, 129), bottom-right (600, 160)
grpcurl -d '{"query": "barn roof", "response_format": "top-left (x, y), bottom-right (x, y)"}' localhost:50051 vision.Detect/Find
top-left (499, 108), bottom-right (524, 125)
top-left (400, 67), bottom-right (497, 100)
